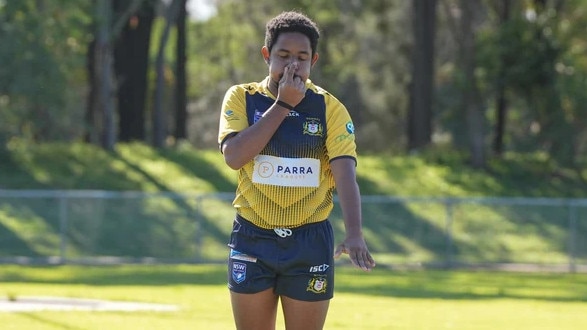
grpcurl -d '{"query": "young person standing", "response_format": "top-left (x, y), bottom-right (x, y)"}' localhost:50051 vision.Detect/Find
top-left (218, 11), bottom-right (376, 330)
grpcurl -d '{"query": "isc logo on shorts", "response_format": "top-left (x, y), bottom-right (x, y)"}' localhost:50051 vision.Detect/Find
top-left (309, 264), bottom-right (330, 272)
top-left (232, 262), bottom-right (247, 284)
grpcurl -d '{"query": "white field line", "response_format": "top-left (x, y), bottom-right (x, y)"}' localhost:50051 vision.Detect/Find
top-left (0, 296), bottom-right (179, 313)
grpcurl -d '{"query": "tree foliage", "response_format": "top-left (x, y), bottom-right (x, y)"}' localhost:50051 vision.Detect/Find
top-left (0, 0), bottom-right (91, 144)
top-left (475, 0), bottom-right (587, 166)
top-left (1, 0), bottom-right (587, 170)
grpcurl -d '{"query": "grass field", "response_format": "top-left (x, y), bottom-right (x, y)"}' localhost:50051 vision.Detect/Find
top-left (1, 264), bottom-right (586, 329)
top-left (2, 142), bottom-right (587, 328)
top-left (2, 142), bottom-right (587, 266)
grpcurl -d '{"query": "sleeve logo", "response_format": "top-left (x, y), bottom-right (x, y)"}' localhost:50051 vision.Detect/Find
top-left (345, 121), bottom-right (355, 134)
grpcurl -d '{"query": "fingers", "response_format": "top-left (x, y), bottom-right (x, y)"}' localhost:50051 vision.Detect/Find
top-left (281, 63), bottom-right (305, 88)
top-left (279, 62), bottom-right (296, 85)
top-left (351, 250), bottom-right (375, 271)
top-left (286, 62), bottom-right (296, 79)
top-left (334, 244), bottom-right (344, 259)
top-left (277, 62), bottom-right (305, 106)
top-left (364, 253), bottom-right (376, 270)
top-left (334, 243), bottom-right (376, 272)
top-left (279, 63), bottom-right (291, 85)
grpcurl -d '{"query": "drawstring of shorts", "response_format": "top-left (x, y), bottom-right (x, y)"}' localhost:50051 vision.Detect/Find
top-left (273, 228), bottom-right (292, 238)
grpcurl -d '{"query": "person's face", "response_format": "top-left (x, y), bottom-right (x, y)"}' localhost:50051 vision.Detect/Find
top-left (262, 32), bottom-right (319, 86)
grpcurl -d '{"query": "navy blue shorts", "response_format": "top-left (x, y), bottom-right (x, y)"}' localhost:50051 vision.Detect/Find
top-left (227, 215), bottom-right (335, 301)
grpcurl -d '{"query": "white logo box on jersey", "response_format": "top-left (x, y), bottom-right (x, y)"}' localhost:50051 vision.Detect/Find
top-left (252, 155), bottom-right (320, 187)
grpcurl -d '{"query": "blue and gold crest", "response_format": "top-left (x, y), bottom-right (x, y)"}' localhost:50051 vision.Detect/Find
top-left (303, 118), bottom-right (323, 137)
top-left (306, 276), bottom-right (328, 293)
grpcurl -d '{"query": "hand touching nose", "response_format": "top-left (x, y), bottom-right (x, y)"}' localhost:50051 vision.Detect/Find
top-left (277, 62), bottom-right (306, 107)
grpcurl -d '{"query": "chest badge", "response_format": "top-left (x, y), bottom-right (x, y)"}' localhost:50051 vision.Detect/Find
top-left (303, 118), bottom-right (323, 137)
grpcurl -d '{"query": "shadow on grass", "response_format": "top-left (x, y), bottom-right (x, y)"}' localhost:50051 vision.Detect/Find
top-left (0, 149), bottom-right (52, 189)
top-left (2, 265), bottom-right (587, 303)
top-left (0, 147), bottom-right (233, 259)
top-left (158, 149), bottom-right (236, 193)
top-left (334, 268), bottom-right (587, 303)
top-left (14, 313), bottom-right (86, 330)
top-left (0, 222), bottom-right (40, 257)
top-left (341, 176), bottom-right (514, 263)
top-left (0, 264), bottom-right (228, 286)
top-left (2, 144), bottom-right (586, 276)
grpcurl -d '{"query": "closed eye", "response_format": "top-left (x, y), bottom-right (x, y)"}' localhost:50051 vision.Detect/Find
top-left (276, 50), bottom-right (310, 61)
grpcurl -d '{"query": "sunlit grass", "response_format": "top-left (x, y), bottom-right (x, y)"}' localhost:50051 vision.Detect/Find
top-left (0, 265), bottom-right (586, 329)
top-left (1, 141), bottom-right (587, 266)
top-left (4, 139), bottom-right (587, 197)
top-left (0, 207), bottom-right (61, 256)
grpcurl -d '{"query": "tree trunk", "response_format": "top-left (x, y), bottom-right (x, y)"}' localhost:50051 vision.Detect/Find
top-left (174, 0), bottom-right (188, 141)
top-left (460, 0), bottom-right (486, 168)
top-left (408, 0), bottom-right (437, 151)
top-left (85, 39), bottom-right (100, 144)
top-left (492, 0), bottom-right (511, 156)
top-left (114, 0), bottom-right (154, 142)
top-left (153, 0), bottom-right (182, 148)
top-left (95, 0), bottom-right (116, 151)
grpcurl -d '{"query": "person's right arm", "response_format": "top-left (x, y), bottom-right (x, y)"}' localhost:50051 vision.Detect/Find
top-left (222, 63), bottom-right (306, 170)
top-left (222, 103), bottom-right (290, 170)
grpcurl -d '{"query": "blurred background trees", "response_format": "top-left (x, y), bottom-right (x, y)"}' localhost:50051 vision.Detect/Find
top-left (1, 0), bottom-right (586, 170)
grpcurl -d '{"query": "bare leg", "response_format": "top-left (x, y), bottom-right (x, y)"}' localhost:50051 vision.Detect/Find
top-left (281, 296), bottom-right (330, 330)
top-left (230, 288), bottom-right (279, 330)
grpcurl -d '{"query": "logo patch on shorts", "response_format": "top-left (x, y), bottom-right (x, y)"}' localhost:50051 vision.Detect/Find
top-left (306, 276), bottom-right (328, 294)
top-left (232, 262), bottom-right (247, 284)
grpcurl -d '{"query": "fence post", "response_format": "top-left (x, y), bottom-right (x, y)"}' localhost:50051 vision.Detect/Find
top-left (444, 198), bottom-right (454, 268)
top-left (58, 194), bottom-right (68, 265)
top-left (568, 201), bottom-right (577, 273)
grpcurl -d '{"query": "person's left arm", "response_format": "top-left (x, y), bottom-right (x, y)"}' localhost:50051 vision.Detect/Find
top-left (331, 157), bottom-right (376, 271)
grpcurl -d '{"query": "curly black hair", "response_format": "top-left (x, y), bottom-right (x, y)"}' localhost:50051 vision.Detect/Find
top-left (264, 11), bottom-right (320, 56)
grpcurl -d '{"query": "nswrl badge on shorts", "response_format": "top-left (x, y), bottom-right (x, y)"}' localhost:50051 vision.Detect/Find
top-left (232, 262), bottom-right (247, 284)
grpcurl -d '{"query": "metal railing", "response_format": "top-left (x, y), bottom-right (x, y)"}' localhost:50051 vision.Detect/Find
top-left (0, 190), bottom-right (585, 272)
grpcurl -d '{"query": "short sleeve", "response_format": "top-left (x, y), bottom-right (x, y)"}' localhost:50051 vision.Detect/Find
top-left (218, 85), bottom-right (249, 148)
top-left (324, 95), bottom-right (357, 164)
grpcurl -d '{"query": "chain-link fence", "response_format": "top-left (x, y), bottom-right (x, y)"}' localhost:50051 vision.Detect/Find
top-left (0, 190), bottom-right (586, 272)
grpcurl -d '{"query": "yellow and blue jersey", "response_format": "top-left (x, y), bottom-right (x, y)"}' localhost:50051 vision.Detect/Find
top-left (218, 77), bottom-right (357, 229)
